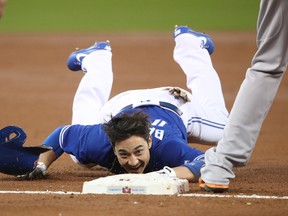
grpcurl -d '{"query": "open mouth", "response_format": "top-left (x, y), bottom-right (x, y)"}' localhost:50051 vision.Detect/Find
top-left (126, 164), bottom-right (142, 173)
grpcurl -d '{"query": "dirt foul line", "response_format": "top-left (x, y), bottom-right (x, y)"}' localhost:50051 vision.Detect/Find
top-left (0, 190), bottom-right (287, 200)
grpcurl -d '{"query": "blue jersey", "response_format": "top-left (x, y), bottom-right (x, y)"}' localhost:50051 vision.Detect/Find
top-left (129, 106), bottom-right (204, 176)
top-left (43, 106), bottom-right (204, 177)
top-left (43, 124), bottom-right (120, 171)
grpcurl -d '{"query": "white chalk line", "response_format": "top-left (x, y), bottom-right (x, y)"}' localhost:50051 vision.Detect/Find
top-left (178, 193), bottom-right (288, 200)
top-left (0, 190), bottom-right (287, 200)
top-left (0, 190), bottom-right (81, 195)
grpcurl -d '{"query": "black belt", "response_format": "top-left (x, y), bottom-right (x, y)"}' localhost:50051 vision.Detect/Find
top-left (120, 101), bottom-right (183, 116)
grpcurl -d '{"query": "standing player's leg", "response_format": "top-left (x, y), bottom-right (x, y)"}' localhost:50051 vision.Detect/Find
top-left (66, 41), bottom-right (113, 125)
top-left (173, 26), bottom-right (228, 143)
top-left (201, 0), bottom-right (288, 192)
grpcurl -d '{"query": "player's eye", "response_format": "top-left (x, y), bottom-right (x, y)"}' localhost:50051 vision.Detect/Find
top-left (118, 152), bottom-right (128, 158)
top-left (134, 149), bottom-right (143, 156)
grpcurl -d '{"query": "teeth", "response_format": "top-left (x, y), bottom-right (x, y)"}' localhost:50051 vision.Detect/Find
top-left (129, 165), bottom-right (141, 170)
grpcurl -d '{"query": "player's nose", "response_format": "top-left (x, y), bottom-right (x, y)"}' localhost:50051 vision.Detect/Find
top-left (128, 155), bottom-right (139, 166)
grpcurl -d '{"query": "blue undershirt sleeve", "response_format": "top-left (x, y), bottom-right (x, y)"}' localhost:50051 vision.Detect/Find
top-left (42, 126), bottom-right (65, 158)
top-left (181, 158), bottom-right (205, 183)
top-left (159, 138), bottom-right (205, 182)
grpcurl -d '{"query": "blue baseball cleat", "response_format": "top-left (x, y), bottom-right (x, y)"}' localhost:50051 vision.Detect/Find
top-left (66, 41), bottom-right (112, 72)
top-left (174, 25), bottom-right (214, 55)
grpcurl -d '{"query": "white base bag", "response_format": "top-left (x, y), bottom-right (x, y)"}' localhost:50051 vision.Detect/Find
top-left (82, 173), bottom-right (190, 195)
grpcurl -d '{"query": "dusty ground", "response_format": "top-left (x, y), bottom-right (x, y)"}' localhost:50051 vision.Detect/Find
top-left (0, 31), bottom-right (288, 216)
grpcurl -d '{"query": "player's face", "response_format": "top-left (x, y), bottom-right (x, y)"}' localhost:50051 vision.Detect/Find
top-left (114, 135), bottom-right (152, 174)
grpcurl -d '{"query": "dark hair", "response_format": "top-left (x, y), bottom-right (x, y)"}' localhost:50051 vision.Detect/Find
top-left (103, 110), bottom-right (151, 148)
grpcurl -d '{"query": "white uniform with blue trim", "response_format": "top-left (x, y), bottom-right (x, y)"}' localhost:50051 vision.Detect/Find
top-left (60, 27), bottom-right (229, 181)
top-left (99, 33), bottom-right (228, 144)
top-left (72, 30), bottom-right (228, 144)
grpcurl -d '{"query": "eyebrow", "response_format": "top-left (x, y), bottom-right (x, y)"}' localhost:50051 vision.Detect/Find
top-left (117, 145), bottom-right (144, 153)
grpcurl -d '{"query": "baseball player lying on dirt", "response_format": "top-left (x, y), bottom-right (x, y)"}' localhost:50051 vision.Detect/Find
top-left (0, 26), bottom-right (228, 183)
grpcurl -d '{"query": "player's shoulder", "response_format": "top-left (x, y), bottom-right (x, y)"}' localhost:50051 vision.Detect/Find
top-left (151, 133), bottom-right (186, 149)
top-left (61, 124), bottom-right (104, 135)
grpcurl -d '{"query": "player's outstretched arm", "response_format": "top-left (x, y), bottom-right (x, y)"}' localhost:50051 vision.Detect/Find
top-left (26, 150), bottom-right (57, 179)
top-left (173, 166), bottom-right (196, 182)
top-left (179, 159), bottom-right (205, 182)
top-left (152, 139), bottom-right (205, 182)
top-left (154, 166), bottom-right (196, 182)
top-left (149, 160), bottom-right (205, 183)
top-left (19, 126), bottom-right (65, 180)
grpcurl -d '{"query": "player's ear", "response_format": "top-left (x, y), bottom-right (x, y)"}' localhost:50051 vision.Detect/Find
top-left (148, 135), bottom-right (152, 149)
top-left (111, 142), bottom-right (117, 155)
top-left (113, 147), bottom-right (117, 155)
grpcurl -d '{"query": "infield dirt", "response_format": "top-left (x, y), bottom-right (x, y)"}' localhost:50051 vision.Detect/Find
top-left (0, 32), bottom-right (287, 216)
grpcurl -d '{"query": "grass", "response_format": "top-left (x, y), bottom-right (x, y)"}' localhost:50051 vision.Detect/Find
top-left (0, 0), bottom-right (260, 32)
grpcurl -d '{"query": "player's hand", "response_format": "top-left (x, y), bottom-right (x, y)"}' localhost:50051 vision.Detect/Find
top-left (146, 166), bottom-right (177, 178)
top-left (17, 162), bottom-right (48, 180)
top-left (165, 87), bottom-right (191, 102)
